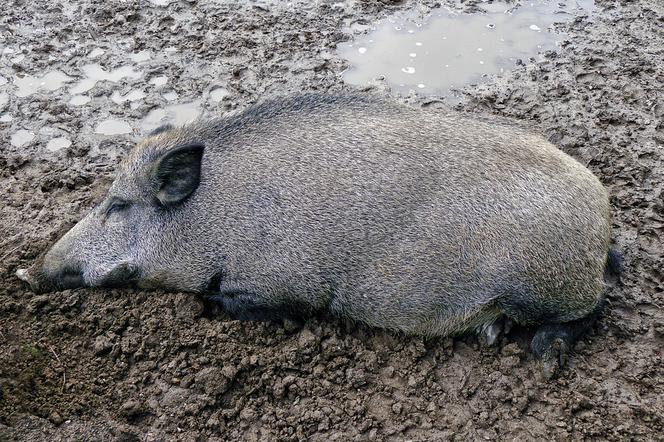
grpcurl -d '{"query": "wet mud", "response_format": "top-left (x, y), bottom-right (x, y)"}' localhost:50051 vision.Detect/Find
top-left (1, 0), bottom-right (663, 440)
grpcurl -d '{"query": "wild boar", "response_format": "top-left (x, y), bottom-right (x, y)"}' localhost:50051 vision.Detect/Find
top-left (16, 93), bottom-right (619, 377)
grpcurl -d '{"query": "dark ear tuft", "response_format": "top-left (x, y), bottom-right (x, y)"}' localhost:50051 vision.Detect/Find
top-left (153, 143), bottom-right (205, 207)
top-left (150, 124), bottom-right (174, 136)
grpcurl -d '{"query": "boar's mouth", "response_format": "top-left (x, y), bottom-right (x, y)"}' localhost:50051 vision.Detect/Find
top-left (98, 262), bottom-right (140, 289)
top-left (16, 261), bottom-right (140, 293)
top-left (203, 270), bottom-right (225, 295)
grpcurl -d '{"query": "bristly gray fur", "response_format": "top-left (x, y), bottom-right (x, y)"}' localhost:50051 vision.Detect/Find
top-left (21, 93), bottom-right (612, 337)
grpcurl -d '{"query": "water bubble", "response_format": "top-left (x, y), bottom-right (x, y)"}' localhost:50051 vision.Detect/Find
top-left (401, 66), bottom-right (416, 74)
top-left (529, 24), bottom-right (541, 31)
top-left (358, 47), bottom-right (367, 54)
top-left (409, 53), bottom-right (417, 57)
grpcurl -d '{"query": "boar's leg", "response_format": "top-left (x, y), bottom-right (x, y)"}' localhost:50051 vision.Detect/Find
top-left (208, 290), bottom-right (311, 322)
top-left (530, 298), bottom-right (606, 379)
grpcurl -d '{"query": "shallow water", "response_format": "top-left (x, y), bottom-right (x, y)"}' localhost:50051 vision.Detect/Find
top-left (141, 101), bottom-right (202, 134)
top-left (45, 137), bottom-right (72, 152)
top-left (14, 71), bottom-right (73, 98)
top-left (129, 51), bottom-right (152, 63)
top-left (150, 75), bottom-right (169, 87)
top-left (339, 0), bottom-right (595, 96)
top-left (111, 89), bottom-right (146, 104)
top-left (210, 87), bottom-right (229, 102)
top-left (69, 95), bottom-right (91, 106)
top-left (95, 119), bottom-right (133, 136)
top-left (10, 129), bottom-right (35, 147)
top-left (70, 64), bottom-right (143, 95)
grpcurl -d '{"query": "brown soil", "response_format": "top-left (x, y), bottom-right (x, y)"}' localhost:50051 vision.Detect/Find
top-left (1, 0), bottom-right (663, 440)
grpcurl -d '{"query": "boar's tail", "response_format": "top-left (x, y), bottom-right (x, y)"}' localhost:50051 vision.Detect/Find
top-left (604, 247), bottom-right (622, 284)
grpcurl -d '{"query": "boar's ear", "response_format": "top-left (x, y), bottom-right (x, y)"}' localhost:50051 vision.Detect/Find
top-left (152, 143), bottom-right (205, 207)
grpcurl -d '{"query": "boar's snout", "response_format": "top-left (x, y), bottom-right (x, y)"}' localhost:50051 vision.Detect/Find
top-left (16, 261), bottom-right (85, 294)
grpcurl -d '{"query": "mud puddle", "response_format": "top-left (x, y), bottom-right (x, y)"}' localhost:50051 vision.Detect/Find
top-left (339, 0), bottom-right (596, 96)
top-left (140, 101), bottom-right (202, 133)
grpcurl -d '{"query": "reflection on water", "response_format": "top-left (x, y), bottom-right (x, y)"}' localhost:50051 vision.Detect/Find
top-left (339, 0), bottom-right (595, 96)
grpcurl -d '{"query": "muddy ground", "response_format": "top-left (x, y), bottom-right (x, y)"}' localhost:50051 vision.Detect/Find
top-left (1, 0), bottom-right (663, 440)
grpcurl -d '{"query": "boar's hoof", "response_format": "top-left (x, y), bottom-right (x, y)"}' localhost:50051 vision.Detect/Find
top-left (480, 316), bottom-right (513, 347)
top-left (531, 302), bottom-right (604, 379)
top-left (531, 324), bottom-right (574, 379)
top-left (534, 336), bottom-right (569, 380)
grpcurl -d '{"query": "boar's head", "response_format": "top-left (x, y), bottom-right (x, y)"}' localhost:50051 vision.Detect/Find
top-left (17, 127), bottom-right (208, 294)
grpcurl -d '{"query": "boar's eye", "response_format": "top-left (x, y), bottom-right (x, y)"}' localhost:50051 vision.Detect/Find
top-left (106, 199), bottom-right (131, 217)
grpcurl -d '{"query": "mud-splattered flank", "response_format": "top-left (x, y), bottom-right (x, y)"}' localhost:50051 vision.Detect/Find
top-left (1, 0), bottom-right (663, 440)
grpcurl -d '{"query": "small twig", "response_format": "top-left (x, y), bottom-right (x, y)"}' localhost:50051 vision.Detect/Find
top-left (42, 341), bottom-right (67, 393)
top-left (0, 244), bottom-right (21, 263)
top-left (0, 233), bottom-right (23, 249)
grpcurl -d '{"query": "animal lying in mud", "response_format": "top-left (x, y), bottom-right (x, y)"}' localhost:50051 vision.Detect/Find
top-left (16, 93), bottom-right (619, 378)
